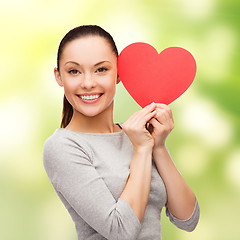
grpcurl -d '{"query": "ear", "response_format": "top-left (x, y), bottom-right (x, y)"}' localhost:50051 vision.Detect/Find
top-left (116, 73), bottom-right (121, 84)
top-left (54, 67), bottom-right (64, 87)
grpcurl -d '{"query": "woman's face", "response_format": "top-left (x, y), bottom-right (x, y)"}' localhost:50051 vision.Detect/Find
top-left (55, 36), bottom-right (119, 117)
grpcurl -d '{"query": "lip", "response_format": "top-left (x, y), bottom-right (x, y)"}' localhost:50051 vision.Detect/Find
top-left (78, 92), bottom-right (102, 97)
top-left (77, 92), bottom-right (103, 104)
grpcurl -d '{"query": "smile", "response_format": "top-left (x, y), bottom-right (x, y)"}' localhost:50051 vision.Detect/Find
top-left (79, 94), bottom-right (101, 100)
top-left (77, 93), bottom-right (103, 104)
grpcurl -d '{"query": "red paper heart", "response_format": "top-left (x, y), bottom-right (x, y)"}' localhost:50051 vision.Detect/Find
top-left (117, 42), bottom-right (196, 107)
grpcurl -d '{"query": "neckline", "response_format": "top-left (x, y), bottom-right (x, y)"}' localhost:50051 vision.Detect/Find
top-left (56, 123), bottom-right (124, 136)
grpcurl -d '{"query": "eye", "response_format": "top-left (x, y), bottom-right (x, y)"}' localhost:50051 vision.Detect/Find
top-left (68, 69), bottom-right (80, 75)
top-left (96, 67), bottom-right (108, 73)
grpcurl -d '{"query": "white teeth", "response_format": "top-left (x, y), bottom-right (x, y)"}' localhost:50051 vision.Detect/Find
top-left (80, 94), bottom-right (101, 100)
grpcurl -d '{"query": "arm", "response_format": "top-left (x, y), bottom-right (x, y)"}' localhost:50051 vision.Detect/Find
top-left (153, 145), bottom-right (196, 220)
top-left (148, 103), bottom-right (199, 230)
top-left (42, 103), bottom-right (156, 239)
top-left (120, 148), bottom-right (152, 222)
top-left (120, 102), bottom-right (157, 222)
top-left (43, 135), bottom-right (141, 240)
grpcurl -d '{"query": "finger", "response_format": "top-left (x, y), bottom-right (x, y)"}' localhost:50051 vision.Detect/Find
top-left (142, 110), bottom-right (157, 124)
top-left (154, 109), bottom-right (174, 130)
top-left (155, 109), bottom-right (171, 125)
top-left (155, 103), bottom-right (173, 118)
top-left (124, 105), bottom-right (156, 129)
top-left (155, 107), bottom-right (174, 124)
top-left (129, 102), bottom-right (156, 124)
top-left (140, 102), bottom-right (156, 116)
top-left (125, 102), bottom-right (157, 128)
top-left (125, 102), bottom-right (155, 123)
top-left (149, 117), bottom-right (170, 137)
top-left (148, 117), bottom-right (163, 128)
top-left (155, 103), bottom-right (170, 109)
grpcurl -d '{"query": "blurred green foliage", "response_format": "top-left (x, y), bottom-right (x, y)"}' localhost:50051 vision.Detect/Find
top-left (0, 0), bottom-right (239, 239)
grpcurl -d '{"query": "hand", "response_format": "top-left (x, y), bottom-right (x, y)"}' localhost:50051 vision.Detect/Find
top-left (122, 102), bottom-right (157, 153)
top-left (147, 103), bottom-right (174, 149)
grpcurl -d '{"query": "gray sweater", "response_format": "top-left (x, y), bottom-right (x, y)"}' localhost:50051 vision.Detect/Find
top-left (43, 127), bottom-right (200, 240)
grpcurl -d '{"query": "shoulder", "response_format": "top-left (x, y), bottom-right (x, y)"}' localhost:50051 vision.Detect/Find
top-left (43, 129), bottom-right (93, 167)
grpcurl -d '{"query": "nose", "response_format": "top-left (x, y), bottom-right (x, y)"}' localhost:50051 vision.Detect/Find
top-left (80, 73), bottom-right (96, 90)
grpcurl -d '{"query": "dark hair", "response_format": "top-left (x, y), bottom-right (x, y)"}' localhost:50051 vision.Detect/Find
top-left (56, 25), bottom-right (118, 128)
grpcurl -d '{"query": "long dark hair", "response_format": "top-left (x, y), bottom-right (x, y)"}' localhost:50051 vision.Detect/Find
top-left (56, 25), bottom-right (118, 128)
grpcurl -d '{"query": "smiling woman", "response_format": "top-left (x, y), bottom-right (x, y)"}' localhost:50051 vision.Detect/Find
top-left (54, 35), bottom-right (119, 124)
top-left (54, 25), bottom-right (119, 129)
top-left (43, 25), bottom-right (200, 240)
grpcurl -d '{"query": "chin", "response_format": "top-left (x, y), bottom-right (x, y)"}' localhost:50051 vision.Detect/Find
top-left (75, 108), bottom-right (102, 118)
top-left (73, 100), bottom-right (114, 118)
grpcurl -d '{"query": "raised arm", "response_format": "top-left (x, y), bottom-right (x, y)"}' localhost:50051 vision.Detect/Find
top-left (153, 145), bottom-right (197, 219)
top-left (43, 135), bottom-right (141, 240)
top-left (120, 102), bottom-right (157, 222)
top-left (42, 104), bottom-right (157, 240)
top-left (148, 103), bottom-right (199, 231)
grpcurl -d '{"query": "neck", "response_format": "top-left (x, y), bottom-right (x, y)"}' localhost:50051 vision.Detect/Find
top-left (66, 102), bottom-right (119, 133)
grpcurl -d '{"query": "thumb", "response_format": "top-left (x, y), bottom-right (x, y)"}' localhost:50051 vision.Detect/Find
top-left (148, 117), bottom-right (161, 128)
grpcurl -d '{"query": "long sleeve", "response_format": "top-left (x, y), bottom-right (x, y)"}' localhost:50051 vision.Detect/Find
top-left (158, 145), bottom-right (200, 232)
top-left (43, 132), bottom-right (141, 240)
top-left (165, 199), bottom-right (200, 232)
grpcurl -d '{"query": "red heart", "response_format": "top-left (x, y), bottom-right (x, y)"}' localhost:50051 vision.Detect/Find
top-left (117, 42), bottom-right (196, 107)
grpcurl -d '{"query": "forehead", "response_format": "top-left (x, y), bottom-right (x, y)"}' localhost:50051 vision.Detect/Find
top-left (61, 36), bottom-right (116, 64)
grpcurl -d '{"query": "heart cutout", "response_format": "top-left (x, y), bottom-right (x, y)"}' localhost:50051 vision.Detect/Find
top-left (117, 42), bottom-right (197, 107)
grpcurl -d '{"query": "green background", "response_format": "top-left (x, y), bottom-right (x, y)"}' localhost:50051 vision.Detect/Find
top-left (1, 0), bottom-right (239, 239)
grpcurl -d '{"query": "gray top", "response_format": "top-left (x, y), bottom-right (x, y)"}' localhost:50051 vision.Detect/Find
top-left (43, 127), bottom-right (200, 240)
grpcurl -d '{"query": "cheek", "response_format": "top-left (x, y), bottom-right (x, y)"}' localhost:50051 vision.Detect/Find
top-left (104, 76), bottom-right (117, 93)
top-left (63, 79), bottom-right (79, 93)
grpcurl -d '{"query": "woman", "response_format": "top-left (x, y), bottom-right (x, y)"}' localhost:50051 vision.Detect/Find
top-left (43, 25), bottom-right (200, 240)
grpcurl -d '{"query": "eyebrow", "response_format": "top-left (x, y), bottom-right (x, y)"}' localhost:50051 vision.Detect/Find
top-left (64, 61), bottom-right (110, 66)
